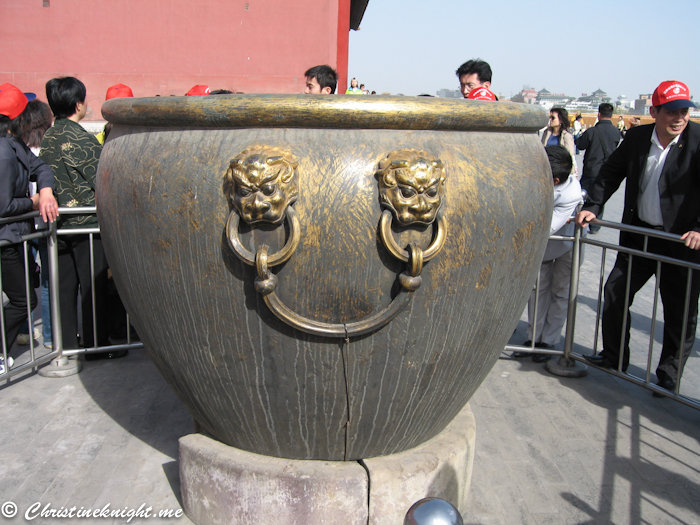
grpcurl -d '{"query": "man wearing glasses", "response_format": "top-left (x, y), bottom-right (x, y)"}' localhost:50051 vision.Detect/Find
top-left (456, 59), bottom-right (495, 99)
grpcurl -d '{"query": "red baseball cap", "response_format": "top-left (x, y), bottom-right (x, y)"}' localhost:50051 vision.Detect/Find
top-left (467, 87), bottom-right (497, 101)
top-left (186, 85), bottom-right (211, 96)
top-left (106, 83), bottom-right (134, 100)
top-left (0, 83), bottom-right (35, 119)
top-left (651, 81), bottom-right (696, 110)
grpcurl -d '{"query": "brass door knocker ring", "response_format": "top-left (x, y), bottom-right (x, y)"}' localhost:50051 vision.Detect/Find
top-left (226, 207), bottom-right (301, 267)
top-left (379, 210), bottom-right (446, 263)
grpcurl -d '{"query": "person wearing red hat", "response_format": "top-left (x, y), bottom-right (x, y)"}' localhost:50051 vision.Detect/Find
top-left (456, 59), bottom-right (494, 99)
top-left (105, 83), bottom-right (133, 100)
top-left (0, 83), bottom-right (59, 372)
top-left (97, 84), bottom-right (134, 144)
top-left (186, 85), bottom-right (211, 96)
top-left (576, 80), bottom-right (700, 394)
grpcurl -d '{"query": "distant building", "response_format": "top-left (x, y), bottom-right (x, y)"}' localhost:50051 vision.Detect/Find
top-left (536, 88), bottom-right (573, 109)
top-left (616, 95), bottom-right (631, 109)
top-left (631, 94), bottom-right (653, 115)
top-left (436, 88), bottom-right (461, 98)
top-left (511, 86), bottom-right (537, 104)
top-left (575, 88), bottom-right (612, 109)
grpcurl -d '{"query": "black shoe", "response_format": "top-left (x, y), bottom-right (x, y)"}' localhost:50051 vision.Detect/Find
top-left (532, 343), bottom-right (552, 362)
top-left (653, 377), bottom-right (676, 397)
top-left (582, 354), bottom-right (614, 369)
top-left (582, 354), bottom-right (629, 372)
top-left (512, 341), bottom-right (532, 358)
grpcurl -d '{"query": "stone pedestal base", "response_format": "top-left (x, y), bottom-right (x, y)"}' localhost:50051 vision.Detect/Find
top-left (179, 403), bottom-right (475, 525)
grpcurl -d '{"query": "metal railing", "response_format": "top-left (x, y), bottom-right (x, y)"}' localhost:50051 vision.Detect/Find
top-left (1, 207), bottom-right (143, 381)
top-left (506, 218), bottom-right (700, 410)
top-left (1, 212), bottom-right (60, 377)
top-left (3, 207), bottom-right (699, 411)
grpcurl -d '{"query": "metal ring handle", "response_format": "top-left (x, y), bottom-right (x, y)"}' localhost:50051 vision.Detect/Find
top-left (262, 288), bottom-right (412, 338)
top-left (379, 209), bottom-right (446, 263)
top-left (407, 243), bottom-right (423, 277)
top-left (256, 228), bottom-right (426, 338)
top-left (256, 245), bottom-right (270, 280)
top-left (226, 207), bottom-right (301, 267)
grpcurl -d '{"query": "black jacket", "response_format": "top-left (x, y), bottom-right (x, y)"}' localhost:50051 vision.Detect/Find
top-left (0, 135), bottom-right (55, 243)
top-left (583, 122), bottom-right (700, 254)
top-left (576, 119), bottom-right (621, 183)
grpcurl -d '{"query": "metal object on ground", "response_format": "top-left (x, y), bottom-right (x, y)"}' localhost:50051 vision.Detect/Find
top-left (98, 94), bottom-right (551, 460)
top-left (405, 498), bottom-right (464, 525)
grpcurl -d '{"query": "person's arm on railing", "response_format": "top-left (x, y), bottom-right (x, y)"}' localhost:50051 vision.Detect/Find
top-left (32, 187), bottom-right (58, 224)
top-left (28, 153), bottom-right (58, 223)
top-left (575, 209), bottom-right (596, 228)
top-left (680, 231), bottom-right (700, 249)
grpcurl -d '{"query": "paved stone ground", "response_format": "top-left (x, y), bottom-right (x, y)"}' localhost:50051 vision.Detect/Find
top-left (1, 154), bottom-right (699, 525)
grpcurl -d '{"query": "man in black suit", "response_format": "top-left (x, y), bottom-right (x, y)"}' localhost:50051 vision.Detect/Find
top-left (575, 80), bottom-right (700, 394)
top-left (576, 102), bottom-right (622, 233)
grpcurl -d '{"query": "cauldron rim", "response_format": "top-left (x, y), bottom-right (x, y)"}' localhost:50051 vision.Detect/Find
top-left (102, 94), bottom-right (548, 132)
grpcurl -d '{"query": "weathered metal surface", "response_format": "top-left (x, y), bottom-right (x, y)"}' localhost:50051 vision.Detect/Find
top-left (96, 95), bottom-right (551, 460)
top-left (101, 94), bottom-right (547, 131)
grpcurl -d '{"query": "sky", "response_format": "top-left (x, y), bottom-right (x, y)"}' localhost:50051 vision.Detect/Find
top-left (348, 0), bottom-right (700, 100)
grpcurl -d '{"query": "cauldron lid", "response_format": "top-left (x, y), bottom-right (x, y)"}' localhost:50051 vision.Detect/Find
top-left (102, 94), bottom-right (548, 132)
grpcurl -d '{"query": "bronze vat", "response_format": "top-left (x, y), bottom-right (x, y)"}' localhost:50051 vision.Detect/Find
top-left (97, 95), bottom-right (551, 460)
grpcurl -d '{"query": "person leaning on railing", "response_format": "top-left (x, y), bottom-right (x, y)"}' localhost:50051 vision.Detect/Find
top-left (512, 146), bottom-right (581, 362)
top-left (575, 80), bottom-right (700, 395)
top-left (0, 83), bottom-right (59, 372)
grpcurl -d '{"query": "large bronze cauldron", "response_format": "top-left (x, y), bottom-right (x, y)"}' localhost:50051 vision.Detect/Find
top-left (98, 95), bottom-right (550, 460)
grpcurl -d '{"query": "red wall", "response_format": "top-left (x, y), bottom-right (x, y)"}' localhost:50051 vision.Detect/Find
top-left (1, 0), bottom-right (349, 119)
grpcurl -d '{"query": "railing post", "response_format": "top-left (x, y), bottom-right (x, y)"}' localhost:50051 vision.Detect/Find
top-left (38, 221), bottom-right (82, 377)
top-left (545, 222), bottom-right (588, 377)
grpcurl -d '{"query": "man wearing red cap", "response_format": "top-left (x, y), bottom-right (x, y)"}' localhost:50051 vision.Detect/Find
top-left (576, 80), bottom-right (700, 394)
top-left (456, 59), bottom-right (497, 99)
top-left (186, 85), bottom-right (211, 96)
top-left (97, 84), bottom-right (134, 144)
top-left (105, 83), bottom-right (134, 100)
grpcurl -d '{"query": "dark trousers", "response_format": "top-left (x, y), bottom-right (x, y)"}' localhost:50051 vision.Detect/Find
top-left (57, 234), bottom-right (109, 349)
top-left (1, 245), bottom-right (37, 354)
top-left (601, 220), bottom-right (700, 382)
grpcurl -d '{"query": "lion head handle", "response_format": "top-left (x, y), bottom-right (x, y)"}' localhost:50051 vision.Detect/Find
top-left (224, 145), bottom-right (299, 224)
top-left (376, 149), bottom-right (446, 226)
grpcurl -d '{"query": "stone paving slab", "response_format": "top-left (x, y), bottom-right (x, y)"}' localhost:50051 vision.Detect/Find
top-left (1, 339), bottom-right (698, 525)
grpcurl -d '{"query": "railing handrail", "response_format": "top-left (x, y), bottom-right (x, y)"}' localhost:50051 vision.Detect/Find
top-left (3, 205), bottom-right (698, 411)
top-left (589, 217), bottom-right (687, 244)
top-left (510, 215), bottom-right (700, 410)
top-left (1, 206), bottom-right (142, 382)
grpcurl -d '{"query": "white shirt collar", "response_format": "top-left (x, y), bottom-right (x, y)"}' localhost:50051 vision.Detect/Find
top-left (651, 126), bottom-right (681, 150)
